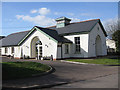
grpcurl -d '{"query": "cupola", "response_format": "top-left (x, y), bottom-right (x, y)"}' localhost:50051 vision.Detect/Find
top-left (55, 17), bottom-right (71, 28)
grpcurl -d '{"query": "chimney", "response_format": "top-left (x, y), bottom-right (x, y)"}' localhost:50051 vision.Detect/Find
top-left (55, 17), bottom-right (71, 28)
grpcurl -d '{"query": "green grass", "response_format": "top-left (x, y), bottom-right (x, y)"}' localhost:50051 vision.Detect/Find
top-left (66, 58), bottom-right (119, 65)
top-left (2, 61), bottom-right (50, 80)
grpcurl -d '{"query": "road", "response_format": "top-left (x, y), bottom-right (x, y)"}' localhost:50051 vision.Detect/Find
top-left (53, 73), bottom-right (118, 88)
top-left (2, 56), bottom-right (119, 89)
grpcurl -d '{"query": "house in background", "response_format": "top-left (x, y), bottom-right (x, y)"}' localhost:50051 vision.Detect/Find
top-left (106, 38), bottom-right (116, 53)
top-left (0, 17), bottom-right (107, 60)
top-left (0, 36), bottom-right (5, 55)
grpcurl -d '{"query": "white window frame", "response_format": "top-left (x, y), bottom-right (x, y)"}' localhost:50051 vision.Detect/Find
top-left (74, 37), bottom-right (81, 53)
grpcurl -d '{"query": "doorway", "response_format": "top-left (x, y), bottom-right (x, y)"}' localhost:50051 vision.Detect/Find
top-left (31, 36), bottom-right (42, 58)
top-left (95, 35), bottom-right (102, 56)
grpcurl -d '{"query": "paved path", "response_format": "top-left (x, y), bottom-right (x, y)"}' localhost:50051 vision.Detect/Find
top-left (2, 56), bottom-right (118, 89)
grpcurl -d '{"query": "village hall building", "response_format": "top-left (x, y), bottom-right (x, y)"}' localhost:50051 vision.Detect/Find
top-left (0, 17), bottom-right (107, 60)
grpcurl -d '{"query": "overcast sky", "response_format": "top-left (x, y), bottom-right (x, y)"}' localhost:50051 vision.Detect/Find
top-left (2, 2), bottom-right (118, 36)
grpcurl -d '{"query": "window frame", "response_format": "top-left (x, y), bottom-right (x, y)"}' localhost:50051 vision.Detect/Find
top-left (5, 47), bottom-right (8, 53)
top-left (65, 44), bottom-right (69, 54)
top-left (11, 47), bottom-right (14, 53)
top-left (74, 37), bottom-right (81, 53)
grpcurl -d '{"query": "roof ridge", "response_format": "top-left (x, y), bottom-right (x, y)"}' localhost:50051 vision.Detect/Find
top-left (46, 25), bottom-right (56, 28)
top-left (36, 26), bottom-right (56, 31)
top-left (46, 19), bottom-right (100, 28)
top-left (71, 19), bottom-right (100, 24)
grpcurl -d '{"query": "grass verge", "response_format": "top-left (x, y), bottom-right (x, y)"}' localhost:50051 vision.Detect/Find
top-left (2, 61), bottom-right (51, 80)
top-left (66, 58), bottom-right (119, 65)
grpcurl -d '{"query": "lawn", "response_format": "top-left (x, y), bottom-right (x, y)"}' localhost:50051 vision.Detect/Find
top-left (66, 58), bottom-right (119, 65)
top-left (2, 61), bottom-right (51, 80)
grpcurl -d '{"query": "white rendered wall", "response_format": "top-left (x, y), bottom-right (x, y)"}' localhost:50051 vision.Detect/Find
top-left (0, 23), bottom-right (107, 59)
top-left (21, 29), bottom-right (58, 59)
top-left (88, 23), bottom-right (107, 57)
top-left (1, 47), bottom-right (11, 56)
top-left (63, 34), bottom-right (89, 58)
top-left (14, 46), bottom-right (21, 58)
top-left (1, 47), bottom-right (5, 55)
top-left (61, 44), bottom-right (71, 58)
top-left (0, 29), bottom-right (57, 59)
top-left (7, 47), bottom-right (11, 56)
top-left (1, 46), bottom-right (21, 58)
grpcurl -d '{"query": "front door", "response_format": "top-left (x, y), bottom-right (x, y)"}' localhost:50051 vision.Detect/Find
top-left (37, 45), bottom-right (42, 60)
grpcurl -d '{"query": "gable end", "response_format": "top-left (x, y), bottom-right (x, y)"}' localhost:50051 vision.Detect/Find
top-left (90, 20), bottom-right (107, 37)
top-left (18, 26), bottom-right (58, 46)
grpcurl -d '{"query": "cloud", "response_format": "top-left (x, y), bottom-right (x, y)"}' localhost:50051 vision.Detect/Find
top-left (103, 17), bottom-right (118, 25)
top-left (38, 8), bottom-right (50, 15)
top-left (16, 15), bottom-right (24, 19)
top-left (16, 7), bottom-right (53, 26)
top-left (16, 7), bottom-right (81, 27)
top-left (102, 17), bottom-right (118, 37)
top-left (16, 15), bottom-right (55, 27)
top-left (70, 18), bottom-right (80, 22)
top-left (16, 14), bottom-right (81, 27)
top-left (30, 9), bottom-right (37, 13)
top-left (30, 8), bottom-right (50, 15)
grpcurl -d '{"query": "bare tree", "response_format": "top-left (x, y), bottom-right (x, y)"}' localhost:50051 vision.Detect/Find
top-left (104, 18), bottom-right (118, 38)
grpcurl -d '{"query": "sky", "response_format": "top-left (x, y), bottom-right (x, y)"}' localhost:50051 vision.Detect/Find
top-left (1, 2), bottom-right (118, 36)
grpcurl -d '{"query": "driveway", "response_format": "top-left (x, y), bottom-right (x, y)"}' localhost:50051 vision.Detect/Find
top-left (2, 56), bottom-right (118, 89)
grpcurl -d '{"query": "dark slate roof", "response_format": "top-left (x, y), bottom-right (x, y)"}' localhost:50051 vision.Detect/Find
top-left (0, 26), bottom-right (72, 47)
top-left (36, 26), bottom-right (72, 43)
top-left (0, 30), bottom-right (30, 47)
top-left (49, 19), bottom-right (99, 35)
top-left (0, 19), bottom-right (106, 47)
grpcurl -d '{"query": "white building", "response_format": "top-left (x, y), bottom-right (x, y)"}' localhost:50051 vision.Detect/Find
top-left (0, 17), bottom-right (107, 60)
top-left (106, 39), bottom-right (116, 53)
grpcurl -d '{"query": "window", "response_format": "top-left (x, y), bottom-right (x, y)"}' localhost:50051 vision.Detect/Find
top-left (65, 44), bottom-right (69, 54)
top-left (74, 37), bottom-right (81, 53)
top-left (5, 47), bottom-right (7, 53)
top-left (36, 40), bottom-right (42, 45)
top-left (39, 47), bottom-right (42, 57)
top-left (36, 40), bottom-right (42, 57)
top-left (11, 47), bottom-right (14, 53)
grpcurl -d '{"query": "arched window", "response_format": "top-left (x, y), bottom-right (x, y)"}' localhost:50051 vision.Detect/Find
top-left (31, 37), bottom-right (42, 58)
top-left (36, 40), bottom-right (42, 45)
